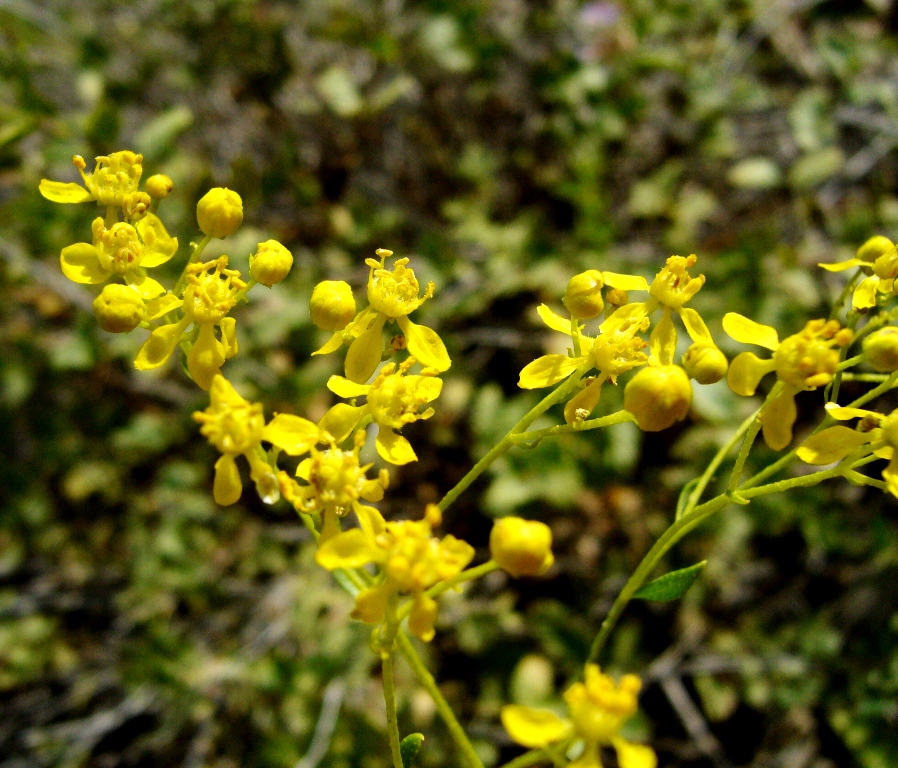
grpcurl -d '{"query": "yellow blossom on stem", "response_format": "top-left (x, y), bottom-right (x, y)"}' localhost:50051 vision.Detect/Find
top-left (314, 249), bottom-right (451, 384)
top-left (519, 304), bottom-right (650, 423)
top-left (321, 357), bottom-right (442, 465)
top-left (315, 504), bottom-right (474, 641)
top-left (58, 214), bottom-right (178, 298)
top-left (501, 665), bottom-right (656, 768)
top-left (798, 404), bottom-right (898, 496)
top-left (278, 429), bottom-right (389, 542)
top-left (40, 151), bottom-right (143, 206)
top-left (193, 375), bottom-right (279, 506)
top-left (724, 314), bottom-right (853, 449)
top-left (819, 236), bottom-right (898, 310)
top-left (134, 256), bottom-right (245, 389)
top-left (490, 517), bottom-right (554, 577)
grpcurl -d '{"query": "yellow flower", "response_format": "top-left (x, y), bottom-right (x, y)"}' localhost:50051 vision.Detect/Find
top-left (724, 314), bottom-right (852, 450)
top-left (310, 280), bottom-right (357, 332)
top-left (624, 364), bottom-right (692, 431)
top-left (819, 236), bottom-right (898, 310)
top-left (193, 375), bottom-right (279, 506)
top-left (519, 304), bottom-right (650, 424)
top-left (40, 152), bottom-right (143, 207)
top-left (321, 357), bottom-right (442, 465)
top-left (314, 249), bottom-right (451, 384)
top-left (196, 187), bottom-right (243, 239)
top-left (501, 665), bottom-right (656, 768)
top-left (279, 429), bottom-right (390, 541)
top-left (490, 517), bottom-right (554, 577)
top-left (134, 257), bottom-right (245, 390)
top-left (249, 240), bottom-right (293, 287)
top-left (797, 404), bottom-right (898, 496)
top-left (92, 284), bottom-right (146, 333)
top-left (628, 255), bottom-right (727, 374)
top-left (58, 214), bottom-right (178, 298)
top-left (315, 504), bottom-right (474, 641)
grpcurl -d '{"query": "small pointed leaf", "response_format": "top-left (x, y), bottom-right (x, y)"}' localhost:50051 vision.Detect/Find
top-left (634, 561), bottom-right (706, 602)
top-left (400, 733), bottom-right (425, 768)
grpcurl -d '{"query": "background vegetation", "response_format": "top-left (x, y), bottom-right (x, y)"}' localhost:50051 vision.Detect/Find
top-left (2, 1), bottom-right (898, 766)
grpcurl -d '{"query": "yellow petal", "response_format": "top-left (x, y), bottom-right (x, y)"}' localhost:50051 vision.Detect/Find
top-left (408, 593), bottom-right (439, 642)
top-left (603, 271), bottom-right (649, 292)
top-left (354, 504), bottom-right (386, 538)
top-left (727, 352), bottom-right (776, 396)
top-left (145, 292), bottom-right (183, 320)
top-left (220, 317), bottom-right (238, 358)
top-left (537, 303), bottom-right (573, 333)
top-left (263, 413), bottom-right (320, 455)
top-left (413, 376), bottom-right (442, 403)
top-left (376, 428), bottom-right (417, 465)
top-left (722, 313), bottom-right (780, 349)
top-left (874, 442), bottom-right (892, 460)
top-left (824, 403), bottom-right (876, 421)
top-left (563, 376), bottom-right (604, 424)
top-left (213, 454), bottom-right (242, 506)
top-left (613, 738), bottom-right (658, 768)
top-left (649, 308), bottom-right (676, 365)
top-left (679, 307), bottom-right (712, 343)
top-left (760, 388), bottom-right (797, 450)
top-left (312, 331), bottom-right (344, 356)
top-left (318, 403), bottom-right (365, 444)
top-left (518, 354), bottom-right (581, 389)
top-left (136, 213), bottom-right (178, 267)
top-left (819, 258), bottom-right (865, 272)
top-left (327, 375), bottom-right (371, 399)
top-left (187, 323), bottom-right (226, 391)
top-left (499, 705), bottom-right (572, 749)
top-left (60, 243), bottom-right (109, 284)
top-left (345, 314), bottom-right (387, 383)
top-left (315, 528), bottom-right (380, 570)
top-left (397, 315), bottom-right (451, 372)
top-left (296, 458), bottom-right (312, 481)
top-left (797, 427), bottom-right (873, 464)
top-left (853, 276), bottom-right (878, 310)
top-left (126, 273), bottom-right (166, 299)
top-left (39, 180), bottom-right (92, 203)
top-left (134, 318), bottom-right (189, 370)
top-left (351, 583), bottom-right (391, 624)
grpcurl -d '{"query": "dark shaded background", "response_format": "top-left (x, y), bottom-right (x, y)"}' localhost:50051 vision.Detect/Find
top-left (2, 1), bottom-right (898, 766)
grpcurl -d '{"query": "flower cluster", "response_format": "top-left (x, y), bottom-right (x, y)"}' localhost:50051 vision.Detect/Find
top-left (40, 151), bottom-right (293, 390)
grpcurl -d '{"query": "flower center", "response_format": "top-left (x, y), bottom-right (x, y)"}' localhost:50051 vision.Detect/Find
top-left (182, 257), bottom-right (246, 324)
top-left (197, 400), bottom-right (265, 455)
top-left (773, 319), bottom-right (851, 389)
top-left (309, 448), bottom-right (366, 514)
top-left (366, 252), bottom-right (433, 318)
top-left (649, 254), bottom-right (705, 309)
top-left (77, 151), bottom-right (143, 206)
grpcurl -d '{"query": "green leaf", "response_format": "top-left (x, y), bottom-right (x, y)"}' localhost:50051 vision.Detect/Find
top-left (400, 733), bottom-right (424, 768)
top-left (634, 561), bottom-right (706, 602)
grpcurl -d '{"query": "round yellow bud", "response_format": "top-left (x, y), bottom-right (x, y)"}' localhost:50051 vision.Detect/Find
top-left (624, 365), bottom-right (693, 431)
top-left (250, 240), bottom-right (293, 287)
top-left (92, 284), bottom-right (145, 333)
top-left (196, 187), bottom-right (243, 238)
top-left (310, 280), bottom-right (357, 331)
top-left (682, 342), bottom-right (728, 384)
top-left (490, 517), bottom-right (554, 578)
top-left (563, 270), bottom-right (605, 319)
top-left (863, 327), bottom-right (898, 373)
top-left (145, 174), bottom-right (174, 199)
top-left (857, 235), bottom-right (895, 263)
top-left (606, 288), bottom-right (628, 307)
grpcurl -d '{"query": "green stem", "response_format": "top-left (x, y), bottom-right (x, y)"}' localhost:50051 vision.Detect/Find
top-left (841, 373), bottom-right (890, 382)
top-left (682, 407), bottom-right (760, 518)
top-left (381, 598), bottom-right (404, 768)
top-left (395, 631), bottom-right (485, 768)
top-left (438, 363), bottom-right (592, 511)
top-left (397, 561), bottom-right (499, 622)
top-left (836, 353), bottom-right (864, 371)
top-left (509, 409), bottom-right (633, 445)
top-left (570, 316), bottom-right (582, 357)
top-left (827, 313), bottom-right (860, 402)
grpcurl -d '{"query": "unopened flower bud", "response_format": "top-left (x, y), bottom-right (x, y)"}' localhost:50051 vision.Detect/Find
top-left (249, 240), bottom-right (293, 287)
top-left (92, 284), bottom-right (145, 333)
top-left (145, 174), bottom-right (173, 199)
top-left (606, 288), bottom-right (628, 307)
top-left (624, 365), bottom-right (693, 431)
top-left (682, 342), bottom-right (728, 384)
top-left (857, 235), bottom-right (895, 263)
top-left (490, 517), bottom-right (554, 577)
top-left (310, 280), bottom-right (356, 331)
top-left (563, 270), bottom-right (605, 319)
top-left (863, 327), bottom-right (898, 373)
top-left (197, 187), bottom-right (243, 238)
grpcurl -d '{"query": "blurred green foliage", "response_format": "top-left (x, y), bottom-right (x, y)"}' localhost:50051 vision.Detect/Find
top-left (2, 0), bottom-right (898, 766)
